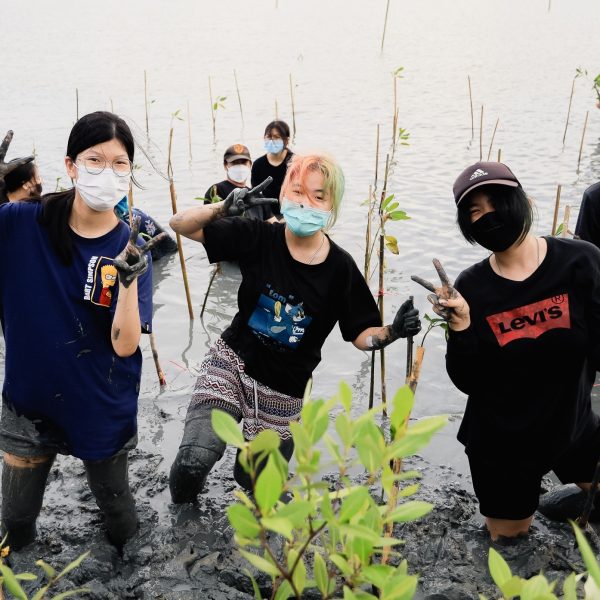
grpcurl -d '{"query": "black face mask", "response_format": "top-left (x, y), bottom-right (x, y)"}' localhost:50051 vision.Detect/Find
top-left (470, 211), bottom-right (523, 252)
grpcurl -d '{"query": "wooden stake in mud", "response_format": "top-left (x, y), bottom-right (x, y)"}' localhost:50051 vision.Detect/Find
top-left (274, 99), bottom-right (279, 120)
top-left (486, 118), bottom-right (499, 161)
top-left (150, 332), bottom-right (167, 387)
top-left (468, 76), bottom-right (474, 139)
top-left (289, 73), bottom-right (297, 141)
top-left (76, 88), bottom-right (79, 121)
top-left (562, 77), bottom-right (576, 146)
top-left (233, 69), bottom-right (244, 126)
top-left (187, 100), bottom-right (193, 161)
top-left (479, 105), bottom-right (484, 161)
top-left (561, 205), bottom-right (571, 238)
top-left (167, 127), bottom-right (195, 320)
top-left (380, 0), bottom-right (391, 52)
top-left (208, 76), bottom-right (216, 142)
top-left (200, 263), bottom-right (220, 319)
top-left (497, 148), bottom-right (502, 162)
top-left (110, 98), bottom-right (114, 113)
top-left (551, 184), bottom-right (562, 235)
top-left (577, 111), bottom-right (589, 172)
top-left (144, 70), bottom-right (149, 136)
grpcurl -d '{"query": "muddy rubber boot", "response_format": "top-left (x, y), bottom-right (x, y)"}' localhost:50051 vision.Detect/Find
top-left (538, 484), bottom-right (600, 522)
top-left (233, 436), bottom-right (295, 491)
top-left (1, 457), bottom-right (54, 551)
top-left (169, 404), bottom-right (227, 503)
top-left (84, 452), bottom-right (137, 548)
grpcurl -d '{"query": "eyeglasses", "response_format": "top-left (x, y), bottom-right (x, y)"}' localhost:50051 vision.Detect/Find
top-left (76, 156), bottom-right (132, 177)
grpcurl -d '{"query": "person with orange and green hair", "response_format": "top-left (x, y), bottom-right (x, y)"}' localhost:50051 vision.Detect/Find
top-left (168, 153), bottom-right (421, 502)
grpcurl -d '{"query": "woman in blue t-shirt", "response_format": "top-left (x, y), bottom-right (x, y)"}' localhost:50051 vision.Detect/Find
top-left (0, 113), bottom-right (162, 549)
top-left (168, 153), bottom-right (421, 502)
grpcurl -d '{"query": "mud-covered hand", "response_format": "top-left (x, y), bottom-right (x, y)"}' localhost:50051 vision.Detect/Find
top-left (411, 258), bottom-right (470, 331)
top-left (114, 217), bottom-right (167, 288)
top-left (390, 297), bottom-right (422, 339)
top-left (0, 131), bottom-right (34, 182)
top-left (222, 176), bottom-right (279, 216)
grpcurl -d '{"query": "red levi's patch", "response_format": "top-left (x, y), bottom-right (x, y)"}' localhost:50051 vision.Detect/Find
top-left (485, 294), bottom-right (571, 347)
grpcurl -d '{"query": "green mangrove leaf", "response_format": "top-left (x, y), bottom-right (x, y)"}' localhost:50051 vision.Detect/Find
top-left (261, 516), bottom-right (293, 540)
top-left (15, 572), bottom-right (37, 581)
top-left (290, 421), bottom-right (311, 454)
top-left (399, 483), bottom-right (420, 497)
top-left (385, 235), bottom-right (399, 255)
top-left (520, 574), bottom-right (555, 599)
top-left (50, 590), bottom-right (92, 600)
top-left (573, 521), bottom-right (600, 587)
top-left (381, 194), bottom-right (395, 210)
top-left (240, 549), bottom-right (280, 577)
top-left (288, 548), bottom-right (306, 595)
top-left (244, 568), bottom-right (263, 600)
top-left (255, 455), bottom-right (283, 514)
top-left (390, 386), bottom-right (414, 434)
top-left (249, 429), bottom-right (280, 454)
top-left (227, 504), bottom-right (260, 538)
top-left (385, 500), bottom-right (432, 523)
top-left (488, 547), bottom-right (512, 588)
top-left (273, 580), bottom-right (293, 600)
top-left (31, 584), bottom-right (51, 600)
top-left (388, 210), bottom-right (410, 221)
top-left (323, 434), bottom-right (343, 464)
top-left (335, 413), bottom-right (354, 447)
top-left (500, 575), bottom-right (524, 597)
top-left (584, 573), bottom-right (600, 599)
top-left (338, 381), bottom-right (352, 413)
top-left (234, 489), bottom-right (255, 509)
top-left (562, 572), bottom-right (577, 600)
top-left (313, 551), bottom-right (329, 595)
top-left (360, 563), bottom-right (395, 588)
top-left (344, 586), bottom-right (359, 599)
top-left (0, 564), bottom-right (27, 600)
top-left (339, 487), bottom-right (370, 523)
top-left (211, 409), bottom-right (245, 448)
top-left (330, 554), bottom-right (353, 576)
top-left (380, 573), bottom-right (418, 600)
top-left (275, 500), bottom-right (313, 527)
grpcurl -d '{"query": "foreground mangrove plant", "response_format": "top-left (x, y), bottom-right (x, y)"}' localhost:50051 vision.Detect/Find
top-left (211, 382), bottom-right (447, 599)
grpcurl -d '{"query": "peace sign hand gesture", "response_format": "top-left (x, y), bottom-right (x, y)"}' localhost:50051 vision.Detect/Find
top-left (114, 216), bottom-right (167, 288)
top-left (223, 176), bottom-right (279, 217)
top-left (0, 131), bottom-right (34, 182)
top-left (411, 259), bottom-right (471, 331)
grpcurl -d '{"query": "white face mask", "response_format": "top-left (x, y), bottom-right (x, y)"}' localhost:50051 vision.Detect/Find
top-left (227, 164), bottom-right (251, 184)
top-left (75, 165), bottom-right (131, 212)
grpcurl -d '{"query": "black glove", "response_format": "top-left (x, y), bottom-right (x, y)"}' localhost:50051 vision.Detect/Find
top-left (114, 216), bottom-right (167, 288)
top-left (391, 298), bottom-right (421, 339)
top-left (0, 131), bottom-right (34, 182)
top-left (223, 176), bottom-right (279, 217)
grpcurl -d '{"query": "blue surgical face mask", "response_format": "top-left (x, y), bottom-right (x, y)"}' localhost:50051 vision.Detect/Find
top-left (281, 198), bottom-right (332, 237)
top-left (264, 139), bottom-right (285, 154)
top-left (114, 196), bottom-right (129, 219)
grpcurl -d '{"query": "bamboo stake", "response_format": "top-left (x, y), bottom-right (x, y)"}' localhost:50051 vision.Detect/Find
top-left (562, 77), bottom-right (576, 146)
top-left (378, 154), bottom-right (390, 414)
top-left (144, 70), bottom-right (149, 136)
top-left (208, 76), bottom-right (216, 142)
top-left (468, 76), bottom-right (474, 139)
top-left (150, 332), bottom-right (167, 386)
top-left (275, 99), bottom-right (279, 120)
top-left (561, 205), bottom-right (571, 238)
top-left (364, 185), bottom-right (373, 280)
top-left (187, 100), bottom-right (193, 161)
top-left (486, 118), bottom-right (499, 161)
top-left (374, 124), bottom-right (380, 193)
top-left (380, 0), bottom-right (391, 52)
top-left (110, 98), bottom-right (114, 113)
top-left (76, 88), bottom-right (79, 121)
top-left (497, 148), bottom-right (502, 162)
top-left (479, 105), bottom-right (484, 161)
top-left (391, 76), bottom-right (398, 159)
top-left (233, 69), bottom-right (244, 125)
top-left (577, 111), bottom-right (589, 172)
top-left (289, 73), bottom-right (297, 141)
top-left (551, 184), bottom-right (562, 235)
top-left (167, 127), bottom-right (194, 320)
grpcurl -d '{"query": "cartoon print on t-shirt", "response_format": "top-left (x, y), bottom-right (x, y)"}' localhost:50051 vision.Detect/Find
top-left (83, 255), bottom-right (118, 307)
top-left (248, 284), bottom-right (312, 350)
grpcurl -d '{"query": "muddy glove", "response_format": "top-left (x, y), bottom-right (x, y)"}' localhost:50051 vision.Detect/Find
top-left (0, 131), bottom-right (34, 182)
top-left (390, 297), bottom-right (422, 339)
top-left (114, 216), bottom-right (167, 288)
top-left (223, 176), bottom-right (278, 216)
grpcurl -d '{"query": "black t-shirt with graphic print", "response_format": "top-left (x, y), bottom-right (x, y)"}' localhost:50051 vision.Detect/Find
top-left (203, 180), bottom-right (273, 222)
top-left (251, 151), bottom-right (294, 218)
top-left (203, 218), bottom-right (381, 397)
top-left (447, 236), bottom-right (600, 469)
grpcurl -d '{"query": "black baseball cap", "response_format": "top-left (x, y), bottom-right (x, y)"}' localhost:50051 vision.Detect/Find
top-left (453, 161), bottom-right (520, 205)
top-left (224, 144), bottom-right (251, 163)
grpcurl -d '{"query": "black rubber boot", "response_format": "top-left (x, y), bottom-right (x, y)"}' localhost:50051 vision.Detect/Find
top-left (169, 405), bottom-right (227, 503)
top-left (234, 436), bottom-right (295, 491)
top-left (84, 452), bottom-right (137, 548)
top-left (1, 456), bottom-right (55, 550)
top-left (538, 484), bottom-right (600, 522)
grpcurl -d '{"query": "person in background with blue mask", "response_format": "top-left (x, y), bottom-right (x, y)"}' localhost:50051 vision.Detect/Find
top-left (251, 121), bottom-right (294, 220)
top-left (168, 153), bottom-right (421, 503)
top-left (204, 143), bottom-right (274, 222)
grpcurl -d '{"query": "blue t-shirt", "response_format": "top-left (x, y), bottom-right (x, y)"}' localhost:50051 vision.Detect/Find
top-left (0, 202), bottom-right (152, 460)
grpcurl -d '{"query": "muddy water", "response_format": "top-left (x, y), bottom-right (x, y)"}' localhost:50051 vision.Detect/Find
top-left (3, 0), bottom-right (600, 597)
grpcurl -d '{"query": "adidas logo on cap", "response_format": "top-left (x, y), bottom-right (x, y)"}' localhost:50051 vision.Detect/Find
top-left (469, 168), bottom-right (488, 181)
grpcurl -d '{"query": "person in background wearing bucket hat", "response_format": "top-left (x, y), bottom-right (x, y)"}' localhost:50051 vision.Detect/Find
top-left (575, 181), bottom-right (600, 249)
top-left (413, 161), bottom-right (600, 540)
top-left (203, 143), bottom-right (275, 222)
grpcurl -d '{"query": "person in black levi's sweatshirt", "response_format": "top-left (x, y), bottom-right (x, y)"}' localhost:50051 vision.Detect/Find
top-left (415, 161), bottom-right (600, 541)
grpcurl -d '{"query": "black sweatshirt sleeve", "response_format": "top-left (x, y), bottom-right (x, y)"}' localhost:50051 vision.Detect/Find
top-left (575, 184), bottom-right (600, 249)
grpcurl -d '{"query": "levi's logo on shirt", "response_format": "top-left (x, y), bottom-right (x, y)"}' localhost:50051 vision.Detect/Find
top-left (485, 294), bottom-right (570, 347)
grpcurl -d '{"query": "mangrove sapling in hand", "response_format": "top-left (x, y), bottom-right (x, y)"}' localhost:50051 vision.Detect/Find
top-left (212, 381), bottom-right (447, 600)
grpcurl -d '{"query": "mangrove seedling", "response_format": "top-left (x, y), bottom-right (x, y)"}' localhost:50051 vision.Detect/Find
top-left (208, 76), bottom-right (227, 143)
top-left (563, 67), bottom-right (587, 145)
top-left (594, 74), bottom-right (600, 108)
top-left (212, 381), bottom-right (447, 600)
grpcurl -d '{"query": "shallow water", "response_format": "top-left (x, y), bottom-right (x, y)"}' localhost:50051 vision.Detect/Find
top-left (2, 0), bottom-right (600, 596)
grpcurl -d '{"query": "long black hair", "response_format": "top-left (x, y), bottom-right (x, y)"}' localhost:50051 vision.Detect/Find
top-left (0, 160), bottom-right (38, 204)
top-left (264, 120), bottom-right (291, 142)
top-left (39, 111), bottom-right (135, 265)
top-left (457, 184), bottom-right (533, 247)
